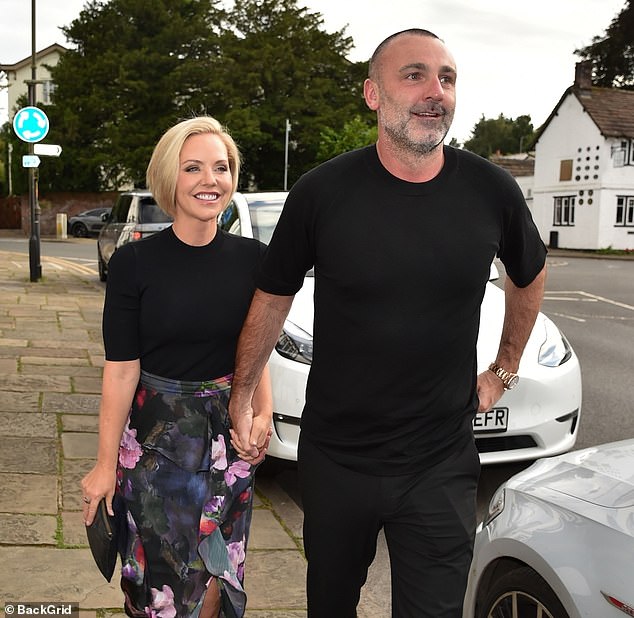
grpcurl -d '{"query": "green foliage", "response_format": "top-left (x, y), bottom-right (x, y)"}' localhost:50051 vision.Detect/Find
top-left (463, 114), bottom-right (535, 158)
top-left (575, 0), bottom-right (634, 89)
top-left (317, 115), bottom-right (377, 162)
top-left (2, 95), bottom-right (31, 195)
top-left (42, 0), bottom-right (370, 192)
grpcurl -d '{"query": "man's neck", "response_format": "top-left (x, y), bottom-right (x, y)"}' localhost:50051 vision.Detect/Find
top-left (375, 140), bottom-right (445, 183)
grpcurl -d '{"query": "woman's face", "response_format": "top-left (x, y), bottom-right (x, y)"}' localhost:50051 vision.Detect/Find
top-left (174, 132), bottom-right (233, 224)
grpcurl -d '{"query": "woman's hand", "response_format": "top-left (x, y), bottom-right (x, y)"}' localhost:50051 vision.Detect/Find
top-left (80, 463), bottom-right (117, 525)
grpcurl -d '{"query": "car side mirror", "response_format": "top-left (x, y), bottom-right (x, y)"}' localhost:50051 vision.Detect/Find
top-left (102, 212), bottom-right (110, 222)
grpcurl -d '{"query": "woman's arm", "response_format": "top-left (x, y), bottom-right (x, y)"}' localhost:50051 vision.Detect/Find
top-left (81, 359), bottom-right (140, 524)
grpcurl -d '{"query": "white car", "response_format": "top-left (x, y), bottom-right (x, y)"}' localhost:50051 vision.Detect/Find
top-left (220, 192), bottom-right (582, 465)
top-left (463, 438), bottom-right (634, 618)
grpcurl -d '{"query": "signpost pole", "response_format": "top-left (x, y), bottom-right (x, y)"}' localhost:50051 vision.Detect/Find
top-left (27, 0), bottom-right (41, 281)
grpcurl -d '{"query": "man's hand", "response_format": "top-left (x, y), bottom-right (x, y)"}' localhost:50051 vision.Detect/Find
top-left (476, 369), bottom-right (505, 412)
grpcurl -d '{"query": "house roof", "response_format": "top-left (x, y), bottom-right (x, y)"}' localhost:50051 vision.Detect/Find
top-left (0, 43), bottom-right (68, 73)
top-left (535, 84), bottom-right (634, 145)
top-left (490, 154), bottom-right (535, 177)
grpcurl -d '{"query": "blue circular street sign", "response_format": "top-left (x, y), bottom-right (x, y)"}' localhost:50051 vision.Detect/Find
top-left (13, 106), bottom-right (50, 143)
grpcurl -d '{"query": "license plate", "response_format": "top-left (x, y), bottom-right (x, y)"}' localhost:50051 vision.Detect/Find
top-left (473, 407), bottom-right (508, 433)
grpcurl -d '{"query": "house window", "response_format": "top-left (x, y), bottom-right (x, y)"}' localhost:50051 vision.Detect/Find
top-left (616, 196), bottom-right (634, 227)
top-left (612, 140), bottom-right (634, 167)
top-left (42, 80), bottom-right (56, 104)
top-left (553, 196), bottom-right (576, 226)
top-left (559, 160), bottom-right (573, 181)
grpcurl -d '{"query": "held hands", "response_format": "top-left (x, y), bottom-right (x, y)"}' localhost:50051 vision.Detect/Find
top-left (476, 369), bottom-right (506, 412)
top-left (229, 401), bottom-right (272, 466)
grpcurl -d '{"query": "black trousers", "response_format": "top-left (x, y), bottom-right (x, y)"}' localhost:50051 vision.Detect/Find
top-left (298, 435), bottom-right (480, 618)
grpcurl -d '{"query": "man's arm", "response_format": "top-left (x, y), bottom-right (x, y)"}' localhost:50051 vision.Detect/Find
top-left (477, 265), bottom-right (547, 411)
top-left (229, 289), bottom-right (294, 460)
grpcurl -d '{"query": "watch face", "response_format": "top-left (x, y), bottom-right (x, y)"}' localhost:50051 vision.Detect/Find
top-left (506, 375), bottom-right (519, 389)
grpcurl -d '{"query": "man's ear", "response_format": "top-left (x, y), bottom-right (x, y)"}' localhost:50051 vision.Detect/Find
top-left (363, 78), bottom-right (379, 111)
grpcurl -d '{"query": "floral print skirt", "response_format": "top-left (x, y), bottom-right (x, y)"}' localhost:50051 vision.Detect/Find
top-left (117, 370), bottom-right (255, 618)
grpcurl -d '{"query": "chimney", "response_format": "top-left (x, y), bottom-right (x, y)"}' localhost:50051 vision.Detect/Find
top-left (574, 60), bottom-right (593, 92)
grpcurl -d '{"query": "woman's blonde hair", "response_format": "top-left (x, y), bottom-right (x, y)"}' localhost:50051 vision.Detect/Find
top-left (146, 116), bottom-right (241, 217)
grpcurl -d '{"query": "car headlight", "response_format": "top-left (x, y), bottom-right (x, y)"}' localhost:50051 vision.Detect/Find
top-left (275, 320), bottom-right (313, 365)
top-left (538, 319), bottom-right (572, 367)
top-left (483, 486), bottom-right (506, 527)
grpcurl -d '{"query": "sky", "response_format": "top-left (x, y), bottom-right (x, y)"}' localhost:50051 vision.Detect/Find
top-left (0, 0), bottom-right (627, 144)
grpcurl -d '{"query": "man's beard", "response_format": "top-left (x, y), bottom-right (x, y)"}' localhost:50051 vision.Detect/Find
top-left (383, 103), bottom-right (454, 156)
top-left (384, 116), bottom-right (452, 155)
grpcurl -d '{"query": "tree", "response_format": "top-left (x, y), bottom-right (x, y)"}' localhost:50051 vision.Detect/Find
top-left (44, 0), bottom-right (369, 192)
top-left (575, 0), bottom-right (634, 89)
top-left (317, 115), bottom-right (376, 163)
top-left (463, 114), bottom-right (535, 158)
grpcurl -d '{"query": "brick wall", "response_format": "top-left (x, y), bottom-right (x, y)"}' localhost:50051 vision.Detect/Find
top-left (2, 192), bottom-right (119, 236)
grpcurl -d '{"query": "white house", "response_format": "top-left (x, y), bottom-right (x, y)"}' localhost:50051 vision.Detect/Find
top-left (531, 61), bottom-right (634, 251)
top-left (0, 43), bottom-right (67, 120)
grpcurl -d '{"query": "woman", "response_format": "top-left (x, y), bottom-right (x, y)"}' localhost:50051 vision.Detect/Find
top-left (81, 116), bottom-right (272, 618)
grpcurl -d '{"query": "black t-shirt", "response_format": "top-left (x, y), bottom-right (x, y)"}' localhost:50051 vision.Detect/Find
top-left (257, 145), bottom-right (547, 474)
top-left (103, 226), bottom-right (265, 381)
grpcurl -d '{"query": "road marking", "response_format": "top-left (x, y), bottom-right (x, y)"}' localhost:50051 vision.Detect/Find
top-left (544, 296), bottom-right (598, 302)
top-left (576, 290), bottom-right (634, 312)
top-left (43, 256), bottom-right (99, 276)
top-left (548, 312), bottom-right (586, 323)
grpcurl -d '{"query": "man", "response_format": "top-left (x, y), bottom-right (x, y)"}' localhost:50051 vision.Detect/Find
top-left (229, 29), bottom-right (547, 618)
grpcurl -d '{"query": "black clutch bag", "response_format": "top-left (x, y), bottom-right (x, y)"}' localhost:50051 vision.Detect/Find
top-left (85, 494), bottom-right (127, 582)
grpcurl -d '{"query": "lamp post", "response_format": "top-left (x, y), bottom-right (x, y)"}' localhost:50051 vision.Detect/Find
top-left (27, 0), bottom-right (41, 281)
top-left (284, 118), bottom-right (291, 191)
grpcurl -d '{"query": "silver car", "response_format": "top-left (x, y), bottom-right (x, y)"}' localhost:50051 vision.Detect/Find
top-left (68, 207), bottom-right (112, 237)
top-left (97, 190), bottom-right (172, 281)
top-left (464, 438), bottom-right (634, 618)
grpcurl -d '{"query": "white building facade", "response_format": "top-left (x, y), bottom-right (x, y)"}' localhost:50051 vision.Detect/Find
top-left (531, 63), bottom-right (634, 251)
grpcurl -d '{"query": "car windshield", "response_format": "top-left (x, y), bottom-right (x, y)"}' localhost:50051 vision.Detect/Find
top-left (248, 197), bottom-right (313, 277)
top-left (247, 199), bottom-right (285, 245)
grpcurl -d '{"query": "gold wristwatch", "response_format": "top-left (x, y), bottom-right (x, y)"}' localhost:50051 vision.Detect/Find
top-left (488, 362), bottom-right (519, 390)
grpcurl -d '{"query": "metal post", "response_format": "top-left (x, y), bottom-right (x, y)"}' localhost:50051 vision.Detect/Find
top-left (284, 118), bottom-right (291, 191)
top-left (28, 0), bottom-right (41, 281)
top-left (7, 143), bottom-right (12, 195)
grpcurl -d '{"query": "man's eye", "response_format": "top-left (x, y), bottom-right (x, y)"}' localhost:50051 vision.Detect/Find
top-left (406, 72), bottom-right (421, 80)
top-left (440, 75), bottom-right (455, 85)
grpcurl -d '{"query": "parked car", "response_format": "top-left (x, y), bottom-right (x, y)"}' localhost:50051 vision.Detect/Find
top-left (68, 207), bottom-right (112, 237)
top-left (97, 190), bottom-right (172, 281)
top-left (219, 192), bottom-right (582, 465)
top-left (463, 438), bottom-right (634, 618)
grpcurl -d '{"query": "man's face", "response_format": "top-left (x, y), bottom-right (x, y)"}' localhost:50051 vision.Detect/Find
top-left (364, 34), bottom-right (457, 155)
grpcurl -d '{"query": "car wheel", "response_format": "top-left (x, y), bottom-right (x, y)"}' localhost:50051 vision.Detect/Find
top-left (71, 222), bottom-right (89, 238)
top-left (98, 251), bottom-right (107, 282)
top-left (477, 566), bottom-right (570, 618)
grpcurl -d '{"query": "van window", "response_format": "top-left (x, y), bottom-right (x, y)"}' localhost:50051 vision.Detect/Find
top-left (111, 195), bottom-right (132, 223)
top-left (140, 198), bottom-right (172, 223)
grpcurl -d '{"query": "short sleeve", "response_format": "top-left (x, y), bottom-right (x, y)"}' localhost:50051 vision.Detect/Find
top-left (497, 178), bottom-right (547, 288)
top-left (256, 178), bottom-right (316, 295)
top-left (102, 245), bottom-right (141, 360)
